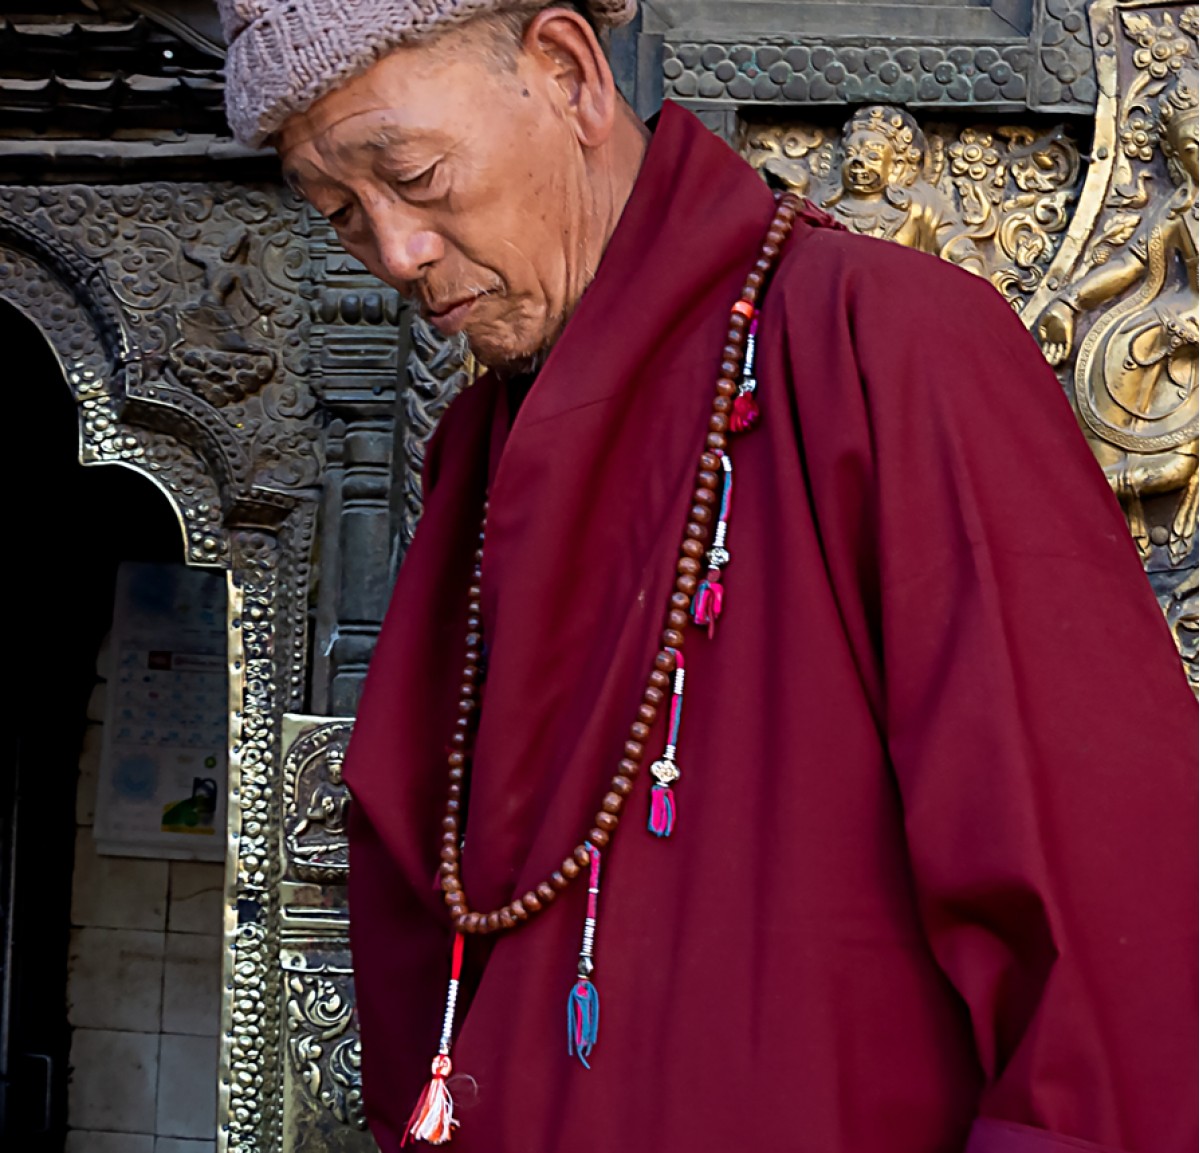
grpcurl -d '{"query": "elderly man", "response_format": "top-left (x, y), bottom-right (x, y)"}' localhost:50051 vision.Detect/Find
top-left (218, 1), bottom-right (1196, 1150)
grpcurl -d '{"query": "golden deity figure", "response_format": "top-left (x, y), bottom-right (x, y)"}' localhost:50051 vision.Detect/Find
top-left (1038, 84), bottom-right (1198, 562)
top-left (822, 105), bottom-right (985, 274)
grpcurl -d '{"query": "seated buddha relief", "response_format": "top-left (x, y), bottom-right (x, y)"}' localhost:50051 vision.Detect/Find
top-left (821, 105), bottom-right (986, 274)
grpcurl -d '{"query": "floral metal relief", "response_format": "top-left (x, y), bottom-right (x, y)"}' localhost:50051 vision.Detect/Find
top-left (0, 183), bottom-right (322, 494)
top-left (742, 105), bottom-right (1082, 312)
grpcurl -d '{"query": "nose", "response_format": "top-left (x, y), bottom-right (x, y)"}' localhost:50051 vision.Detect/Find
top-left (364, 200), bottom-right (444, 288)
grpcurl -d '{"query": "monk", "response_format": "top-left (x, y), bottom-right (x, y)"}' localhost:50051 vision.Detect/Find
top-left (217, 0), bottom-right (1198, 1149)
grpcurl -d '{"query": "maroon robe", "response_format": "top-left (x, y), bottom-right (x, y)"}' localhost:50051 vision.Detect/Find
top-left (344, 102), bottom-right (1198, 1152)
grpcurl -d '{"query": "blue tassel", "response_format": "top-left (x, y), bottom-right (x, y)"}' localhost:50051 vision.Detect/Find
top-left (567, 977), bottom-right (600, 1068)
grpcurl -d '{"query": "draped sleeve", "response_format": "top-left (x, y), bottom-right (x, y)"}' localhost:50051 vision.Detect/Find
top-left (776, 231), bottom-right (1198, 1152)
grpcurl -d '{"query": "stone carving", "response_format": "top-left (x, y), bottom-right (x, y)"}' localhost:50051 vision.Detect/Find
top-left (1032, 0), bottom-right (1096, 109)
top-left (399, 314), bottom-right (476, 552)
top-left (664, 41), bottom-right (1035, 108)
top-left (285, 971), bottom-right (366, 1132)
top-left (283, 719), bottom-right (353, 878)
top-left (743, 105), bottom-right (1081, 310)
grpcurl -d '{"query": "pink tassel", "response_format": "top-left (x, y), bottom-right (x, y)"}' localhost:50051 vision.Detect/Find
top-left (648, 783), bottom-right (676, 837)
top-left (691, 571), bottom-right (724, 636)
top-left (730, 392), bottom-right (760, 433)
top-left (402, 1055), bottom-right (457, 1146)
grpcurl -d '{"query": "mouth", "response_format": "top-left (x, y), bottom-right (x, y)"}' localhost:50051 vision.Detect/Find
top-left (424, 295), bottom-right (478, 335)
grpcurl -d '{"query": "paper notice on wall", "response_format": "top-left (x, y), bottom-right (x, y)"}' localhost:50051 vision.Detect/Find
top-left (94, 562), bottom-right (228, 860)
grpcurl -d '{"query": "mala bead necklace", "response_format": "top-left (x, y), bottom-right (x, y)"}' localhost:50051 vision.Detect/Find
top-left (406, 193), bottom-right (803, 1146)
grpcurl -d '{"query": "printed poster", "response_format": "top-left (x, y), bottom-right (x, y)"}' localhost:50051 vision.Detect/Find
top-left (94, 562), bottom-right (228, 860)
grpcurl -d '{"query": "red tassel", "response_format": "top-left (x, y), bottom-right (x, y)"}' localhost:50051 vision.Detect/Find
top-left (402, 1054), bottom-right (458, 1146)
top-left (731, 392), bottom-right (760, 433)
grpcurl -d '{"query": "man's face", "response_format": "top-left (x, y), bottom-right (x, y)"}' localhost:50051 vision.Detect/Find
top-left (277, 23), bottom-right (599, 369)
top-left (841, 128), bottom-right (894, 196)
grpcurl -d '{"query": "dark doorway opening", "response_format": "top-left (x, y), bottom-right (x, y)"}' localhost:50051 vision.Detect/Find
top-left (0, 301), bottom-right (183, 1149)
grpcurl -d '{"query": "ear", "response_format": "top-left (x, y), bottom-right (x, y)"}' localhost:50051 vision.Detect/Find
top-left (521, 8), bottom-right (615, 148)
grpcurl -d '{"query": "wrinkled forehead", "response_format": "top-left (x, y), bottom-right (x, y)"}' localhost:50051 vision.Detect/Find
top-left (275, 42), bottom-right (492, 182)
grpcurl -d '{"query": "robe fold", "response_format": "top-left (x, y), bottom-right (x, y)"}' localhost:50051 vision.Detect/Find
top-left (343, 101), bottom-right (1197, 1152)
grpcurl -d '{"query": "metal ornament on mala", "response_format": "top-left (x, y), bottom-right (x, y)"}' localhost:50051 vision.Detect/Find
top-left (402, 193), bottom-right (803, 1146)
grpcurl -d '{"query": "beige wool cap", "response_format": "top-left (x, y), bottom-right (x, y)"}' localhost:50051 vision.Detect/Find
top-left (218, 0), bottom-right (637, 148)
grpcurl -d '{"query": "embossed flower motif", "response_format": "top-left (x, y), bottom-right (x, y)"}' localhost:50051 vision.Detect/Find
top-left (949, 129), bottom-right (1000, 182)
top-left (1120, 114), bottom-right (1156, 161)
top-left (1180, 7), bottom-right (1198, 38)
top-left (1132, 21), bottom-right (1190, 79)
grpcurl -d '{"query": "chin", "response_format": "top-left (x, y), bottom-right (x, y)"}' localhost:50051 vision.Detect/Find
top-left (467, 313), bottom-right (565, 376)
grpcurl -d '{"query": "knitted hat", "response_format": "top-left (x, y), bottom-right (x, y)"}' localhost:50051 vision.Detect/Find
top-left (218, 0), bottom-right (637, 148)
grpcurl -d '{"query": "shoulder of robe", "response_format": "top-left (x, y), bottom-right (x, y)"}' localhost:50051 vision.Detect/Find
top-left (773, 223), bottom-right (1017, 343)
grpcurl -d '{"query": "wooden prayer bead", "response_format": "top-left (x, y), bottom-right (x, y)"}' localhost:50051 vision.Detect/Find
top-left (432, 193), bottom-right (800, 939)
